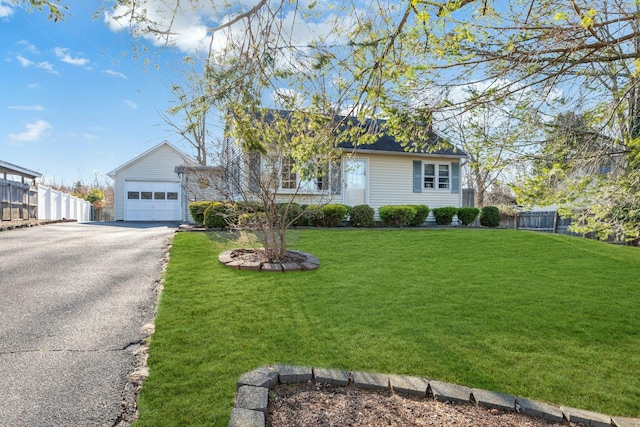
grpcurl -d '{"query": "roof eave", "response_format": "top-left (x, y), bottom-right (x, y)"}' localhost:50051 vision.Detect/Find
top-left (338, 147), bottom-right (467, 158)
top-left (0, 160), bottom-right (42, 179)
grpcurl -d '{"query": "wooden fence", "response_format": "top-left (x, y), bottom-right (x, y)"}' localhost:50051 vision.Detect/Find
top-left (500, 210), bottom-right (594, 238)
top-left (0, 178), bottom-right (38, 220)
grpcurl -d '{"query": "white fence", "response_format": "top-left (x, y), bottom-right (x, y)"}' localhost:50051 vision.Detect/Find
top-left (37, 185), bottom-right (91, 222)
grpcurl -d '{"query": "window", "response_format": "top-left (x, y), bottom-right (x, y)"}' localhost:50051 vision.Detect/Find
top-left (438, 164), bottom-right (450, 189)
top-left (167, 192), bottom-right (178, 200)
top-left (423, 162), bottom-right (450, 190)
top-left (154, 192), bottom-right (166, 200)
top-left (262, 155), bottom-right (331, 193)
top-left (280, 156), bottom-right (297, 190)
top-left (141, 192), bottom-right (153, 200)
top-left (424, 164), bottom-right (435, 189)
top-left (127, 191), bottom-right (139, 200)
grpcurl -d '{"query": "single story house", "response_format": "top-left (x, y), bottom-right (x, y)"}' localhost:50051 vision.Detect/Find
top-left (110, 116), bottom-right (466, 223)
top-left (223, 112), bottom-right (467, 221)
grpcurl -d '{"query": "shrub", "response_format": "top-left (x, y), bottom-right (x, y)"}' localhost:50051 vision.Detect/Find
top-left (407, 205), bottom-right (430, 227)
top-left (350, 204), bottom-right (375, 228)
top-left (235, 201), bottom-right (264, 214)
top-left (457, 207), bottom-right (480, 226)
top-left (188, 201), bottom-right (214, 225)
top-left (203, 202), bottom-right (230, 228)
top-left (379, 205), bottom-right (415, 228)
top-left (278, 202), bottom-right (304, 227)
top-left (304, 205), bottom-right (323, 227)
top-left (321, 204), bottom-right (349, 227)
top-left (237, 212), bottom-right (266, 229)
top-left (480, 206), bottom-right (501, 227)
top-left (432, 206), bottom-right (458, 225)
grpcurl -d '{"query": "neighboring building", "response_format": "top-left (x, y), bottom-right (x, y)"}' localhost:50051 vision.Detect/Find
top-left (108, 141), bottom-right (193, 221)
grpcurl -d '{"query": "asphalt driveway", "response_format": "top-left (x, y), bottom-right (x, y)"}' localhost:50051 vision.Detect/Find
top-left (0, 221), bottom-right (177, 427)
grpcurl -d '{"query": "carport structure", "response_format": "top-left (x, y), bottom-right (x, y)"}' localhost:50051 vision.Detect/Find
top-left (0, 160), bottom-right (41, 221)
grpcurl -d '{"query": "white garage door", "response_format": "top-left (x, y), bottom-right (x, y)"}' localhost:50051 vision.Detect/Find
top-left (125, 181), bottom-right (181, 221)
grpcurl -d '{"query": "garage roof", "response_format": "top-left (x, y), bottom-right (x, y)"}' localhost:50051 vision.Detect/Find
top-left (107, 141), bottom-right (192, 178)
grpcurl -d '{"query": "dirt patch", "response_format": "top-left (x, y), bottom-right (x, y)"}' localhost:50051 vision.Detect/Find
top-left (267, 383), bottom-right (584, 427)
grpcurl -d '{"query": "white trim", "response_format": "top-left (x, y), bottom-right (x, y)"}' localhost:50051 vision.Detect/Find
top-left (342, 157), bottom-right (369, 206)
top-left (422, 160), bottom-right (451, 192)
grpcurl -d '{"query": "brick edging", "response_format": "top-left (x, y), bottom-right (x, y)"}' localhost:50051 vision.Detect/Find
top-left (229, 365), bottom-right (640, 427)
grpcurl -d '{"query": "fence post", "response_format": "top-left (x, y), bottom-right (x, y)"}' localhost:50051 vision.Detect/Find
top-left (553, 211), bottom-right (559, 234)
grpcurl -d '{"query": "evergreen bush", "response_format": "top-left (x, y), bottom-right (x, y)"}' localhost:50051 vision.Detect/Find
top-left (188, 201), bottom-right (214, 225)
top-left (321, 204), bottom-right (349, 227)
top-left (379, 205), bottom-right (415, 227)
top-left (457, 207), bottom-right (480, 226)
top-left (408, 205), bottom-right (430, 226)
top-left (432, 206), bottom-right (458, 225)
top-left (350, 204), bottom-right (375, 228)
top-left (480, 206), bottom-right (501, 227)
top-left (203, 202), bottom-right (230, 228)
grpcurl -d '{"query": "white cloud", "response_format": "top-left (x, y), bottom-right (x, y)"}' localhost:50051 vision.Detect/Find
top-left (103, 0), bottom-right (345, 55)
top-left (0, 1), bottom-right (14, 18)
top-left (8, 120), bottom-right (52, 144)
top-left (8, 105), bottom-right (45, 111)
top-left (54, 47), bottom-right (89, 66)
top-left (102, 69), bottom-right (127, 79)
top-left (16, 54), bottom-right (33, 67)
top-left (36, 61), bottom-right (59, 74)
top-left (19, 55), bottom-right (60, 74)
top-left (124, 100), bottom-right (138, 109)
top-left (17, 40), bottom-right (39, 54)
top-left (27, 83), bottom-right (40, 89)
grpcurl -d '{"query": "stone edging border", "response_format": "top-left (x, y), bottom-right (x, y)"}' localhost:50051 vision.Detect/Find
top-left (229, 365), bottom-right (640, 427)
top-left (218, 250), bottom-right (320, 272)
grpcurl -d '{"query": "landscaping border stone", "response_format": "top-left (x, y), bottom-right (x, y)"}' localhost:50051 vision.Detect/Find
top-left (229, 365), bottom-right (640, 427)
top-left (218, 249), bottom-right (319, 272)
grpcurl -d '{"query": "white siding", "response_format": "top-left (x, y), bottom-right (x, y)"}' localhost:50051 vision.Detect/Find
top-left (356, 153), bottom-right (462, 218)
top-left (112, 144), bottom-right (189, 220)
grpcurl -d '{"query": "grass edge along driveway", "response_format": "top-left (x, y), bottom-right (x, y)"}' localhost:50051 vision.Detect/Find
top-left (134, 228), bottom-right (640, 426)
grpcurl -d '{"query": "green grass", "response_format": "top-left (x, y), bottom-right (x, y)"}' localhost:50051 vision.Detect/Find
top-left (134, 229), bottom-right (640, 426)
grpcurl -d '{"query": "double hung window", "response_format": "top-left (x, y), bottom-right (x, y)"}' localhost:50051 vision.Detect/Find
top-left (423, 162), bottom-right (450, 190)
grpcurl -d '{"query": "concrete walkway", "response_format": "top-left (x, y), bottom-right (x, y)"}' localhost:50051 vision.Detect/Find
top-left (0, 222), bottom-right (177, 427)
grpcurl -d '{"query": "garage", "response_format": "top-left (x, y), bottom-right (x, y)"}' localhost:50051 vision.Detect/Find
top-left (125, 181), bottom-right (181, 221)
top-left (108, 141), bottom-right (193, 221)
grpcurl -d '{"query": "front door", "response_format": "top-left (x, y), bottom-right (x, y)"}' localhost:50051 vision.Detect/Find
top-left (344, 158), bottom-right (367, 206)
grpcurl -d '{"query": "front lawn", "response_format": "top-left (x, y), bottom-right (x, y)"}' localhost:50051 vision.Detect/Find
top-left (134, 229), bottom-right (640, 426)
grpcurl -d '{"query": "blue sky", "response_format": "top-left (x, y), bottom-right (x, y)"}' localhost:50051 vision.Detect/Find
top-left (0, 1), bottom-right (205, 186)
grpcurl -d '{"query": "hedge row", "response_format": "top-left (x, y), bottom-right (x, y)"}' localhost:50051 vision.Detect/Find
top-left (188, 201), bottom-right (351, 229)
top-left (188, 201), bottom-right (501, 229)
